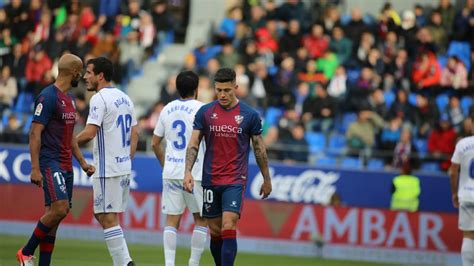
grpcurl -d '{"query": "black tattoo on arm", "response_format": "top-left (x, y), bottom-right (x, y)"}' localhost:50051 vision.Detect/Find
top-left (185, 146), bottom-right (199, 173)
top-left (252, 135), bottom-right (271, 181)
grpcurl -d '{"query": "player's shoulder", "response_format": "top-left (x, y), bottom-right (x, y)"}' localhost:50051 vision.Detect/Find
top-left (238, 101), bottom-right (259, 116)
top-left (197, 100), bottom-right (218, 113)
top-left (457, 136), bottom-right (474, 148)
top-left (37, 84), bottom-right (58, 98)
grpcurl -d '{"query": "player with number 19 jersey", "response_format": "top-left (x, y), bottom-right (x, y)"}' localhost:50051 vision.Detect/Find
top-left (87, 88), bottom-right (137, 178)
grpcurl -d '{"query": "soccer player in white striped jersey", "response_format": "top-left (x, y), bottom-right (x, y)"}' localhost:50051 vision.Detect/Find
top-left (450, 118), bottom-right (474, 266)
top-left (77, 57), bottom-right (138, 266)
top-left (152, 71), bottom-right (207, 266)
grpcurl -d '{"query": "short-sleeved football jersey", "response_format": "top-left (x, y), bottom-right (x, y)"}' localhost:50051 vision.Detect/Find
top-left (193, 100), bottom-right (262, 186)
top-left (153, 98), bottom-right (205, 180)
top-left (87, 87), bottom-right (137, 178)
top-left (451, 136), bottom-right (474, 202)
top-left (33, 84), bottom-right (77, 171)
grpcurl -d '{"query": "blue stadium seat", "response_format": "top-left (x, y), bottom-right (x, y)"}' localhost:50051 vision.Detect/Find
top-left (414, 138), bottom-right (428, 157)
top-left (13, 92), bottom-right (35, 113)
top-left (367, 158), bottom-right (385, 170)
top-left (305, 132), bottom-right (326, 153)
top-left (22, 115), bottom-right (33, 134)
top-left (408, 93), bottom-right (417, 106)
top-left (341, 157), bottom-right (362, 169)
top-left (461, 96), bottom-right (472, 116)
top-left (328, 133), bottom-right (346, 155)
top-left (340, 14), bottom-right (351, 25)
top-left (447, 41), bottom-right (471, 70)
top-left (316, 156), bottom-right (338, 167)
top-left (337, 112), bottom-right (357, 133)
top-left (436, 94), bottom-right (449, 112)
top-left (346, 69), bottom-right (361, 83)
top-left (420, 162), bottom-right (441, 172)
top-left (384, 91), bottom-right (395, 108)
top-left (264, 107), bottom-right (283, 127)
top-left (437, 55), bottom-right (448, 69)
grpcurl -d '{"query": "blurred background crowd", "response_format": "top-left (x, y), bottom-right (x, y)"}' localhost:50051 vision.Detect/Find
top-left (0, 0), bottom-right (473, 174)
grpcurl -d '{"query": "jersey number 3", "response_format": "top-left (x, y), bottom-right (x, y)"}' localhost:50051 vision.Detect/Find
top-left (117, 114), bottom-right (132, 147)
top-left (172, 120), bottom-right (186, 150)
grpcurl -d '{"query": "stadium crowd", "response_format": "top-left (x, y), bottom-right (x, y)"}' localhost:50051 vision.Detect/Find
top-left (0, 0), bottom-right (474, 173)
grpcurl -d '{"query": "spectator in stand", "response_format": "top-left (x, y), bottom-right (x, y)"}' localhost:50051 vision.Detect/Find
top-left (239, 41), bottom-right (258, 68)
top-left (380, 31), bottom-right (399, 66)
top-left (280, 122), bottom-right (309, 164)
top-left (160, 74), bottom-right (179, 105)
top-left (392, 128), bottom-right (419, 170)
top-left (303, 23), bottom-right (329, 59)
top-left (452, 0), bottom-right (474, 43)
top-left (217, 41), bottom-right (240, 68)
top-left (377, 3), bottom-right (400, 42)
top-left (0, 65), bottom-right (17, 114)
top-left (32, 10), bottom-right (51, 45)
top-left (139, 12), bottom-right (156, 52)
top-left (98, 0), bottom-right (121, 31)
top-left (329, 26), bottom-right (352, 66)
top-left (152, 0), bottom-right (174, 55)
top-left (119, 30), bottom-right (144, 88)
top-left (2, 113), bottom-right (24, 143)
top-left (25, 47), bottom-right (52, 95)
top-left (294, 82), bottom-right (309, 115)
top-left (298, 60), bottom-right (327, 86)
top-left (319, 5), bottom-right (342, 34)
top-left (246, 5), bottom-right (266, 33)
top-left (91, 30), bottom-right (118, 62)
top-left (348, 67), bottom-right (380, 111)
top-left (354, 32), bottom-right (375, 67)
top-left (346, 107), bottom-right (385, 155)
top-left (302, 83), bottom-right (337, 134)
top-left (276, 57), bottom-right (298, 92)
top-left (440, 56), bottom-right (468, 90)
top-left (469, 49), bottom-right (474, 90)
top-left (459, 117), bottom-right (473, 140)
top-left (428, 114), bottom-right (456, 171)
top-left (0, 28), bottom-right (18, 63)
top-left (436, 0), bottom-right (456, 36)
top-left (5, 43), bottom-right (27, 91)
top-left (192, 42), bottom-right (222, 70)
top-left (380, 116), bottom-right (403, 152)
top-left (249, 60), bottom-right (275, 108)
top-left (399, 10), bottom-right (419, 59)
top-left (206, 58), bottom-right (220, 81)
top-left (235, 64), bottom-right (256, 107)
top-left (368, 88), bottom-right (388, 119)
top-left (416, 24), bottom-right (438, 54)
top-left (414, 4), bottom-right (427, 28)
top-left (255, 18), bottom-right (279, 54)
top-left (413, 93), bottom-right (440, 138)
top-left (217, 6), bottom-right (242, 43)
top-left (294, 46), bottom-right (310, 72)
top-left (5, 0), bottom-right (30, 40)
top-left (44, 30), bottom-right (68, 61)
top-left (446, 95), bottom-right (465, 133)
top-left (279, 19), bottom-right (302, 58)
top-left (384, 49), bottom-right (411, 91)
top-left (426, 10), bottom-right (447, 54)
top-left (316, 50), bottom-right (339, 80)
top-left (365, 48), bottom-right (384, 78)
top-left (327, 65), bottom-right (347, 102)
top-left (411, 51), bottom-right (441, 91)
top-left (197, 75), bottom-right (214, 104)
top-left (344, 7), bottom-right (370, 47)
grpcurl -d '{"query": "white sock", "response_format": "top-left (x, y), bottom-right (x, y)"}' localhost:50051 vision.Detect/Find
top-left (189, 226), bottom-right (208, 266)
top-left (462, 237), bottom-right (474, 266)
top-left (104, 225), bottom-right (132, 266)
top-left (164, 226), bottom-right (177, 266)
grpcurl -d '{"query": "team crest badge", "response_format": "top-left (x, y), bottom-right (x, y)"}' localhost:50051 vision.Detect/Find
top-left (211, 113), bottom-right (218, 119)
top-left (35, 103), bottom-right (43, 116)
top-left (234, 115), bottom-right (244, 124)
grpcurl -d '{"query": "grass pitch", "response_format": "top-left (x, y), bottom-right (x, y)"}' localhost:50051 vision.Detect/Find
top-left (0, 234), bottom-right (410, 266)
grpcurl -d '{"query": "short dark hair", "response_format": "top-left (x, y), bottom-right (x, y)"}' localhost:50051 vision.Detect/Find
top-left (214, 68), bottom-right (236, 83)
top-left (86, 57), bottom-right (114, 82)
top-left (176, 71), bottom-right (199, 98)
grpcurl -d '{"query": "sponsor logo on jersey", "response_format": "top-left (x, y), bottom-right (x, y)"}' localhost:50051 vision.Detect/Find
top-left (235, 115), bottom-right (244, 124)
top-left (209, 124), bottom-right (243, 138)
top-left (61, 100), bottom-right (66, 107)
top-left (230, 201), bottom-right (237, 208)
top-left (35, 103), bottom-right (43, 116)
top-left (204, 203), bottom-right (211, 212)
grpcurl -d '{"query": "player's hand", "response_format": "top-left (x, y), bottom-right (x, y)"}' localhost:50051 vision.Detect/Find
top-left (81, 162), bottom-right (95, 177)
top-left (260, 180), bottom-right (272, 199)
top-left (183, 173), bottom-right (194, 193)
top-left (30, 168), bottom-right (43, 188)
top-left (452, 194), bottom-right (459, 208)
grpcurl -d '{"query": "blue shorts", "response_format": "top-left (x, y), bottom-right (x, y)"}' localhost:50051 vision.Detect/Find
top-left (202, 185), bottom-right (245, 218)
top-left (41, 164), bottom-right (73, 207)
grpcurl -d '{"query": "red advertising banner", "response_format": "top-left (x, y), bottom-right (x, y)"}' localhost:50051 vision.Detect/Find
top-left (1, 184), bottom-right (462, 253)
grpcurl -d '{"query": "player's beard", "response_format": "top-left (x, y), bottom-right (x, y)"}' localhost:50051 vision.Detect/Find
top-left (70, 74), bottom-right (81, 87)
top-left (86, 80), bottom-right (98, 92)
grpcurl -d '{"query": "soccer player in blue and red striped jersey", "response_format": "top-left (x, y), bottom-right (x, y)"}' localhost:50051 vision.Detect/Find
top-left (184, 68), bottom-right (272, 266)
top-left (16, 54), bottom-right (95, 266)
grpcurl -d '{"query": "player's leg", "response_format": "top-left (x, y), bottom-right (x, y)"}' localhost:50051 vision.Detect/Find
top-left (459, 202), bottom-right (474, 266)
top-left (202, 186), bottom-right (223, 266)
top-left (162, 179), bottom-right (187, 266)
top-left (220, 185), bottom-right (245, 266)
top-left (18, 168), bottom-right (70, 265)
top-left (186, 181), bottom-right (208, 266)
top-left (93, 175), bottom-right (133, 266)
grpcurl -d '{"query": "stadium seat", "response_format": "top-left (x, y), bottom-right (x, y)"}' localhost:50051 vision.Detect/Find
top-left (384, 91), bottom-right (395, 109)
top-left (340, 14), bottom-right (351, 25)
top-left (447, 41), bottom-right (471, 70)
top-left (264, 107), bottom-right (283, 127)
top-left (367, 158), bottom-right (385, 170)
top-left (346, 69), bottom-right (360, 83)
top-left (305, 132), bottom-right (326, 153)
top-left (461, 96), bottom-right (472, 116)
top-left (328, 133), bottom-right (346, 155)
top-left (408, 93), bottom-right (417, 106)
top-left (414, 138), bottom-right (428, 157)
top-left (420, 162), bottom-right (441, 172)
top-left (437, 55), bottom-right (448, 69)
top-left (341, 157), bottom-right (362, 169)
top-left (337, 112), bottom-right (357, 133)
top-left (435, 94), bottom-right (449, 112)
top-left (316, 156), bottom-right (338, 167)
top-left (22, 115), bottom-right (33, 134)
top-left (13, 92), bottom-right (34, 113)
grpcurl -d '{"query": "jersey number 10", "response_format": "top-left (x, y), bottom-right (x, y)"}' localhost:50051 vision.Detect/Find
top-left (117, 114), bottom-right (132, 147)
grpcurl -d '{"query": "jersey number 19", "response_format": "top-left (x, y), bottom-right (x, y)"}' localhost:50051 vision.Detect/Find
top-left (117, 114), bottom-right (132, 147)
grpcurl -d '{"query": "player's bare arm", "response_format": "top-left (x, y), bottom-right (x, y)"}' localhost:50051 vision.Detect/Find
top-left (184, 129), bottom-right (203, 192)
top-left (130, 125), bottom-right (139, 160)
top-left (151, 135), bottom-right (165, 168)
top-left (71, 135), bottom-right (95, 177)
top-left (251, 134), bottom-right (272, 199)
top-left (29, 122), bottom-right (45, 188)
top-left (450, 163), bottom-right (460, 208)
top-left (76, 124), bottom-right (99, 146)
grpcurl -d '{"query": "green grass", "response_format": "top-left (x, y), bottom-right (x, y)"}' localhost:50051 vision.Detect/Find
top-left (0, 234), bottom-right (405, 266)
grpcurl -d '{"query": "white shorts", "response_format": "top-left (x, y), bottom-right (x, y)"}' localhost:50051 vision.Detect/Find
top-left (459, 202), bottom-right (474, 231)
top-left (162, 179), bottom-right (203, 215)
top-left (93, 175), bottom-right (130, 214)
